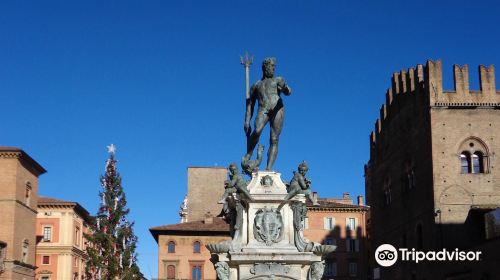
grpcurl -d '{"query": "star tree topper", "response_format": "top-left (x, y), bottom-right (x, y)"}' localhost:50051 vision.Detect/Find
top-left (107, 144), bottom-right (116, 155)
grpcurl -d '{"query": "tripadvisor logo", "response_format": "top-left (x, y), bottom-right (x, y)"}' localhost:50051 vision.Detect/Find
top-left (375, 244), bottom-right (398, 267)
top-left (375, 244), bottom-right (482, 267)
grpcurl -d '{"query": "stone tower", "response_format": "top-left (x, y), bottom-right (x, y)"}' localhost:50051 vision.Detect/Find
top-left (365, 60), bottom-right (500, 279)
top-left (0, 147), bottom-right (46, 280)
top-left (186, 167), bottom-right (227, 222)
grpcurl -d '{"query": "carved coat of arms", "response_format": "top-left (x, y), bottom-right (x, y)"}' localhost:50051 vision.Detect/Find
top-left (253, 207), bottom-right (283, 246)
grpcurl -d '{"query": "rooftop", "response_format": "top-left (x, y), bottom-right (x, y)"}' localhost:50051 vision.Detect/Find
top-left (0, 146), bottom-right (46, 175)
top-left (307, 198), bottom-right (369, 211)
top-left (149, 217), bottom-right (230, 242)
top-left (38, 196), bottom-right (91, 221)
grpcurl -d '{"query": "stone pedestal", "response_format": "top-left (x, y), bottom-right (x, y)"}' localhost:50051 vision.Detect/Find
top-left (207, 171), bottom-right (335, 280)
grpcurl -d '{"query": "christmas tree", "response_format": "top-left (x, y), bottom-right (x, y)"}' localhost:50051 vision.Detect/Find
top-left (85, 144), bottom-right (141, 280)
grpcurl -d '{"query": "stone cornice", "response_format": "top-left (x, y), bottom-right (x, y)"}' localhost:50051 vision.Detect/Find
top-left (35, 245), bottom-right (87, 258)
top-left (0, 148), bottom-right (46, 176)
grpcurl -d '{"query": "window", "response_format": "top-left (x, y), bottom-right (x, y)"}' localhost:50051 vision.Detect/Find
top-left (75, 227), bottom-right (80, 246)
top-left (43, 227), bottom-right (52, 242)
top-left (384, 187), bottom-right (392, 206)
top-left (461, 152), bottom-right (471, 173)
top-left (167, 265), bottom-right (176, 279)
top-left (168, 241), bottom-right (175, 253)
top-left (346, 238), bottom-right (359, 252)
top-left (42, 255), bottom-right (50, 265)
top-left (383, 177), bottom-right (392, 206)
top-left (193, 241), bottom-right (201, 253)
top-left (349, 262), bottom-right (358, 277)
top-left (347, 218), bottom-right (356, 231)
top-left (41, 276), bottom-right (50, 280)
top-left (404, 160), bottom-right (417, 190)
top-left (25, 182), bottom-right (32, 206)
top-left (22, 239), bottom-right (29, 263)
top-left (472, 152), bottom-right (484, 173)
top-left (191, 265), bottom-right (202, 280)
top-left (459, 138), bottom-right (489, 174)
top-left (325, 261), bottom-right (337, 276)
top-left (324, 217), bottom-right (334, 230)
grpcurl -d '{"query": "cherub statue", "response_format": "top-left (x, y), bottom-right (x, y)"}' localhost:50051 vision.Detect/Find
top-left (215, 262), bottom-right (229, 280)
top-left (283, 161), bottom-right (319, 205)
top-left (218, 163), bottom-right (252, 204)
top-left (308, 261), bottom-right (325, 280)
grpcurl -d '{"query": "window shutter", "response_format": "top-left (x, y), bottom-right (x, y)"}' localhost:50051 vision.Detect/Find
top-left (346, 217), bottom-right (350, 230)
top-left (324, 217), bottom-right (328, 229)
top-left (346, 238), bottom-right (350, 251)
top-left (332, 217), bottom-right (336, 229)
top-left (355, 239), bottom-right (360, 252)
top-left (355, 218), bottom-right (359, 232)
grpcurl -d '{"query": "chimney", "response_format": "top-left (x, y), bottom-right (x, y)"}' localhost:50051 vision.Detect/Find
top-left (343, 192), bottom-right (350, 199)
top-left (357, 195), bottom-right (364, 206)
top-left (313, 192), bottom-right (318, 203)
top-left (204, 212), bottom-right (213, 224)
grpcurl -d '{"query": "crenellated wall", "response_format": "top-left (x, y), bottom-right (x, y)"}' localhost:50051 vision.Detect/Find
top-left (365, 60), bottom-right (500, 280)
top-left (370, 60), bottom-right (500, 146)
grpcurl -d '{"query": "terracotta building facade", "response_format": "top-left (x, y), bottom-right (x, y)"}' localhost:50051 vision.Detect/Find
top-left (305, 193), bottom-right (369, 280)
top-left (0, 147), bottom-right (46, 280)
top-left (150, 216), bottom-right (231, 280)
top-left (35, 197), bottom-right (91, 280)
top-left (365, 60), bottom-right (500, 279)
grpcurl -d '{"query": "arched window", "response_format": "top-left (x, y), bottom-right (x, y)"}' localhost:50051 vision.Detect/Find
top-left (403, 160), bottom-right (416, 191)
top-left (167, 241), bottom-right (175, 253)
top-left (460, 152), bottom-right (471, 173)
top-left (167, 265), bottom-right (176, 279)
top-left (472, 152), bottom-right (484, 173)
top-left (459, 137), bottom-right (489, 174)
top-left (193, 241), bottom-right (201, 253)
top-left (383, 177), bottom-right (392, 206)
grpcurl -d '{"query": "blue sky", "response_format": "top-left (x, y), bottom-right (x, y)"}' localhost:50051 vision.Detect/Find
top-left (1, 1), bottom-right (499, 278)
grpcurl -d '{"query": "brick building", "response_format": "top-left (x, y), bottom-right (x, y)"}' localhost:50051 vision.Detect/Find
top-left (150, 216), bottom-right (231, 280)
top-left (151, 167), bottom-right (369, 280)
top-left (0, 147), bottom-right (46, 280)
top-left (305, 193), bottom-right (369, 280)
top-left (35, 197), bottom-right (92, 280)
top-left (365, 60), bottom-right (500, 279)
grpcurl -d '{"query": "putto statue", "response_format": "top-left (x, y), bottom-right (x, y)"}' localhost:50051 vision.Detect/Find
top-left (218, 163), bottom-right (252, 204)
top-left (244, 57), bottom-right (292, 171)
top-left (283, 161), bottom-right (319, 206)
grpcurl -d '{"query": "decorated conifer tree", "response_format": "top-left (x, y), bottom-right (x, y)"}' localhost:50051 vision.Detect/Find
top-left (85, 144), bottom-right (141, 280)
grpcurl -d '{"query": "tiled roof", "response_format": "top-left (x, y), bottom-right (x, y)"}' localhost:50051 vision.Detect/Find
top-left (150, 217), bottom-right (230, 242)
top-left (38, 196), bottom-right (75, 205)
top-left (306, 199), bottom-right (369, 210)
top-left (38, 196), bottom-right (91, 221)
top-left (150, 217), bottom-right (229, 232)
top-left (0, 146), bottom-right (22, 151)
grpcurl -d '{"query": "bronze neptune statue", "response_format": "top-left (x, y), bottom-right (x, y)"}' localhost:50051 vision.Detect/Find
top-left (244, 57), bottom-right (292, 171)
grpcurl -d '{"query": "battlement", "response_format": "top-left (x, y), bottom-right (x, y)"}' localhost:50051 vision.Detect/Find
top-left (370, 60), bottom-right (500, 146)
